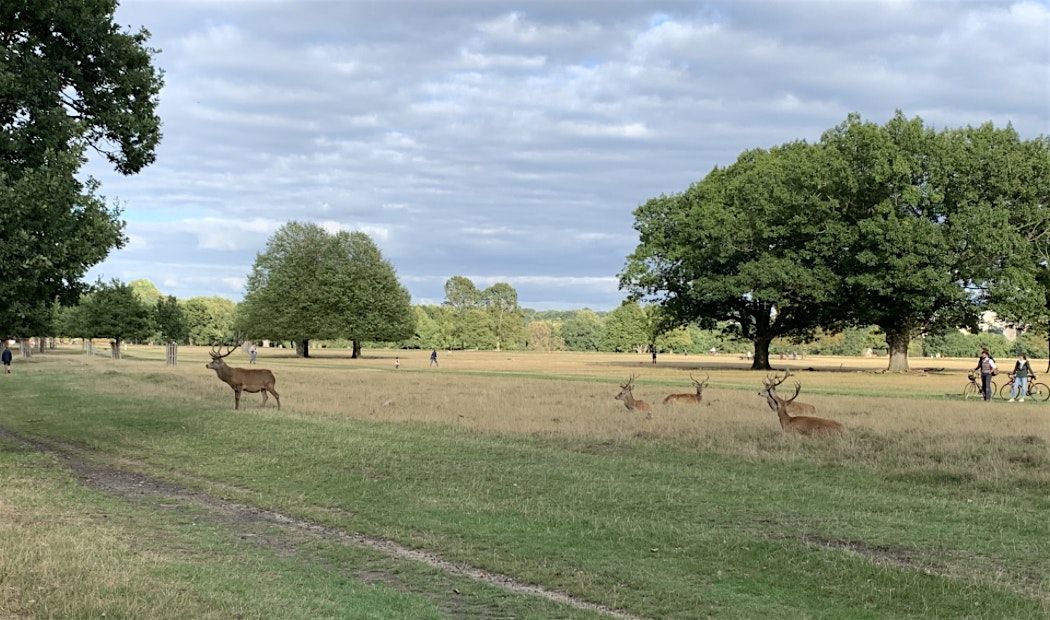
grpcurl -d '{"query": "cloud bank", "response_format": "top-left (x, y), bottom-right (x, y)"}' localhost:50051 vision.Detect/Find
top-left (85, 0), bottom-right (1050, 309)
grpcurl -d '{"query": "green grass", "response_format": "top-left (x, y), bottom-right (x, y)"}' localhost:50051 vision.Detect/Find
top-left (0, 435), bottom-right (604, 619)
top-left (1, 359), bottom-right (1048, 618)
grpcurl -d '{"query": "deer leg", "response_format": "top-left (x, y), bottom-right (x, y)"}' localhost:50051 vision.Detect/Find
top-left (234, 388), bottom-right (242, 410)
top-left (261, 390), bottom-right (269, 406)
top-left (269, 387), bottom-right (281, 410)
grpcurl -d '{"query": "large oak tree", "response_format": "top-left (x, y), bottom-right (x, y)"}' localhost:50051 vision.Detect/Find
top-left (621, 141), bottom-right (847, 369)
top-left (0, 0), bottom-right (163, 336)
top-left (825, 114), bottom-right (1044, 371)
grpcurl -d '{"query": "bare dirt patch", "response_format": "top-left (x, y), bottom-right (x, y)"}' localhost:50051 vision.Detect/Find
top-left (0, 427), bottom-right (643, 620)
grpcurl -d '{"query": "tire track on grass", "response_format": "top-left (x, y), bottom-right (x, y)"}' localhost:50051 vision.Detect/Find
top-left (0, 427), bottom-right (645, 620)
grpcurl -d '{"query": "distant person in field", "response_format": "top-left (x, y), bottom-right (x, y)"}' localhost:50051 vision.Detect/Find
top-left (249, 344), bottom-right (258, 365)
top-left (395, 356), bottom-right (400, 370)
top-left (1009, 353), bottom-right (1034, 402)
top-left (975, 349), bottom-right (996, 401)
top-left (2, 343), bottom-right (11, 374)
top-left (651, 347), bottom-right (657, 365)
top-left (429, 349), bottom-right (438, 367)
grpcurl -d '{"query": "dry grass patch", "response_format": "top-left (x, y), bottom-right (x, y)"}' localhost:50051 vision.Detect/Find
top-left (29, 347), bottom-right (1050, 491)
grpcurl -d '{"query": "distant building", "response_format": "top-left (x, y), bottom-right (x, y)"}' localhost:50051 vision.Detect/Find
top-left (972, 311), bottom-right (1018, 341)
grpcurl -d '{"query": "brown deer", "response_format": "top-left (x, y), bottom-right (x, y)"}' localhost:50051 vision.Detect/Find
top-left (615, 375), bottom-right (652, 419)
top-left (206, 343), bottom-right (280, 410)
top-left (769, 382), bottom-right (845, 436)
top-left (759, 369), bottom-right (816, 415)
top-left (663, 374), bottom-right (710, 405)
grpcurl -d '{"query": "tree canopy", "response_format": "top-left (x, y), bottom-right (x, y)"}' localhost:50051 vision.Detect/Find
top-left (436, 276), bottom-right (525, 350)
top-left (237, 222), bottom-right (414, 358)
top-left (621, 141), bottom-right (846, 369)
top-left (78, 279), bottom-right (152, 357)
top-left (622, 112), bottom-right (1048, 370)
top-left (0, 0), bottom-right (163, 336)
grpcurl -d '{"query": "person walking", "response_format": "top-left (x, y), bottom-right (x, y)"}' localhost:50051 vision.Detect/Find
top-left (429, 349), bottom-right (438, 367)
top-left (1009, 353), bottom-right (1035, 402)
top-left (2, 342), bottom-right (12, 374)
top-left (975, 349), bottom-right (997, 401)
top-left (249, 344), bottom-right (258, 365)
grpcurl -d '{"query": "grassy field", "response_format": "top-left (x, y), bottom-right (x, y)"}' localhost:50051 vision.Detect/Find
top-left (1, 346), bottom-right (1047, 618)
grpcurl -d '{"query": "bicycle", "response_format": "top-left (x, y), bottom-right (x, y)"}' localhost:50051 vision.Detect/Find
top-left (998, 374), bottom-right (1050, 402)
top-left (963, 372), bottom-right (998, 400)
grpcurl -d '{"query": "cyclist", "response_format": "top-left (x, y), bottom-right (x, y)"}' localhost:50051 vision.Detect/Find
top-left (1008, 353), bottom-right (1035, 402)
top-left (975, 349), bottom-right (997, 401)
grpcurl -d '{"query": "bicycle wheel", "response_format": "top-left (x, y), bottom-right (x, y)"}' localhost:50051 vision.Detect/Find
top-left (1029, 383), bottom-right (1050, 402)
top-left (999, 382), bottom-right (1015, 400)
top-left (990, 380), bottom-right (998, 398)
top-left (962, 382), bottom-right (980, 399)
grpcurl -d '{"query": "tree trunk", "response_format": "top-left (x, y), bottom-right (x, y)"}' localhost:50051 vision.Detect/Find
top-left (111, 338), bottom-right (122, 360)
top-left (750, 337), bottom-right (773, 370)
top-left (296, 339), bottom-right (310, 358)
top-left (885, 329), bottom-right (910, 372)
top-left (19, 338), bottom-right (31, 359)
top-left (38, 338), bottom-right (45, 353)
top-left (351, 340), bottom-right (361, 359)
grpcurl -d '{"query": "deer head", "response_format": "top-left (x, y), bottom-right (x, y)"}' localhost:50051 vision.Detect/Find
top-left (205, 342), bottom-right (240, 370)
top-left (692, 374), bottom-right (710, 394)
top-left (615, 375), bottom-right (637, 402)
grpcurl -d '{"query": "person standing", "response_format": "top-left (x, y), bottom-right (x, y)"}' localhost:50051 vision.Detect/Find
top-left (975, 349), bottom-right (997, 401)
top-left (2, 342), bottom-right (12, 374)
top-left (429, 349), bottom-right (438, 367)
top-left (249, 344), bottom-right (258, 365)
top-left (1009, 353), bottom-right (1034, 402)
top-left (395, 356), bottom-right (400, 370)
top-left (651, 346), bottom-right (657, 365)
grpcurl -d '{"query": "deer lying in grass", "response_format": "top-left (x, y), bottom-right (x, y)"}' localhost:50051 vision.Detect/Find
top-left (615, 375), bottom-right (652, 419)
top-left (206, 343), bottom-right (280, 410)
top-left (768, 382), bottom-right (845, 436)
top-left (663, 374), bottom-right (710, 405)
top-left (759, 369), bottom-right (816, 415)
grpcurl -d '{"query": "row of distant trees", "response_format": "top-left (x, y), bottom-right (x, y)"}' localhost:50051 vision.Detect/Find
top-left (37, 268), bottom-right (1046, 361)
top-left (52, 280), bottom-right (236, 353)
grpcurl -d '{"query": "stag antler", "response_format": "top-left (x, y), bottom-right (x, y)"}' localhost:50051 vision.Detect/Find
top-left (209, 340), bottom-right (243, 360)
top-left (692, 374), bottom-right (710, 388)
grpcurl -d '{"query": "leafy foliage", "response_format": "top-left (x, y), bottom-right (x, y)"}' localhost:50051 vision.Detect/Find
top-left (0, 0), bottom-right (163, 333)
top-left (622, 142), bottom-right (845, 368)
top-left (559, 309), bottom-right (604, 351)
top-left (79, 280), bottom-right (152, 345)
top-left (0, 149), bottom-right (123, 336)
top-left (237, 222), bottom-right (414, 357)
top-left (623, 112), bottom-right (1049, 370)
top-left (154, 295), bottom-right (188, 343)
top-left (181, 297), bottom-right (236, 345)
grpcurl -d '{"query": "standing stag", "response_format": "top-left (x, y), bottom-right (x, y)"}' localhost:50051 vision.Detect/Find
top-left (206, 343), bottom-right (281, 410)
top-left (615, 375), bottom-right (652, 419)
top-left (767, 382), bottom-right (845, 436)
top-left (663, 374), bottom-right (710, 405)
top-left (759, 369), bottom-right (816, 415)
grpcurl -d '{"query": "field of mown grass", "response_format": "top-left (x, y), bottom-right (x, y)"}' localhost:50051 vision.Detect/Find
top-left (1, 346), bottom-right (1047, 618)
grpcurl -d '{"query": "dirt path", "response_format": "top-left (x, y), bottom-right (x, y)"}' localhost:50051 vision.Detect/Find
top-left (0, 427), bottom-right (644, 620)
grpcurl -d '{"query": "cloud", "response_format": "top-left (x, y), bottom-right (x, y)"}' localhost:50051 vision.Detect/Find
top-left (80, 0), bottom-right (1048, 310)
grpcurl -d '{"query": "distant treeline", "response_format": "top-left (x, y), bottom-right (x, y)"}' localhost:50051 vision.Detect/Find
top-left (39, 276), bottom-right (1046, 360)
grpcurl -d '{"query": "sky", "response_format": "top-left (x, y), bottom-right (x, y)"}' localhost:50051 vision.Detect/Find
top-left (83, 0), bottom-right (1050, 310)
